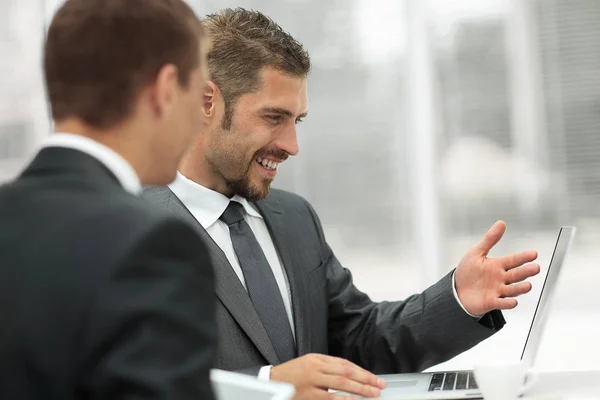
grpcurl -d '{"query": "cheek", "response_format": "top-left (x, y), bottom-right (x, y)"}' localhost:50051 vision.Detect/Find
top-left (190, 99), bottom-right (203, 128)
top-left (222, 133), bottom-right (257, 160)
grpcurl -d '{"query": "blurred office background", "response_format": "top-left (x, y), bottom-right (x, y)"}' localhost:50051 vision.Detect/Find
top-left (1, 0), bottom-right (599, 371)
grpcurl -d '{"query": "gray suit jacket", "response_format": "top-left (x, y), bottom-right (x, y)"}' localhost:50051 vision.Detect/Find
top-left (142, 186), bottom-right (505, 375)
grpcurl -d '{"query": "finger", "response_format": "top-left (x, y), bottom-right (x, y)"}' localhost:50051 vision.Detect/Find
top-left (328, 392), bottom-right (373, 400)
top-left (321, 359), bottom-right (385, 389)
top-left (317, 355), bottom-right (368, 375)
top-left (295, 388), bottom-right (331, 400)
top-left (506, 263), bottom-right (541, 284)
top-left (311, 353), bottom-right (331, 363)
top-left (314, 373), bottom-right (382, 399)
top-left (307, 389), bottom-right (373, 400)
top-left (294, 388), bottom-right (331, 400)
top-left (490, 297), bottom-right (518, 310)
top-left (473, 221), bottom-right (506, 256)
top-left (498, 250), bottom-right (538, 270)
top-left (321, 355), bottom-right (378, 385)
top-left (501, 281), bottom-right (532, 298)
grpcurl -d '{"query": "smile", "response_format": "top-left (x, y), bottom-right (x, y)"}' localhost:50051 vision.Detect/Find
top-left (256, 157), bottom-right (280, 171)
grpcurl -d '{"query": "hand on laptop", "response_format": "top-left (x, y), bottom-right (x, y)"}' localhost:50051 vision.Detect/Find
top-left (270, 353), bottom-right (386, 399)
top-left (454, 220), bottom-right (541, 316)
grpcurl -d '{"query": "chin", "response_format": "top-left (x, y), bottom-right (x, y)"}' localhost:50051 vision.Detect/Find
top-left (228, 171), bottom-right (272, 201)
top-left (253, 189), bottom-right (270, 201)
top-left (238, 182), bottom-right (270, 202)
top-left (251, 183), bottom-right (271, 201)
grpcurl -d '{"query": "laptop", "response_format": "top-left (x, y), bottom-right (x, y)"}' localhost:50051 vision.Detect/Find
top-left (344, 226), bottom-right (576, 399)
top-left (211, 369), bottom-right (295, 400)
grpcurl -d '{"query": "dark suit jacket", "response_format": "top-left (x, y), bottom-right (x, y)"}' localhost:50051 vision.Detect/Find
top-left (143, 186), bottom-right (505, 375)
top-left (0, 148), bottom-right (216, 400)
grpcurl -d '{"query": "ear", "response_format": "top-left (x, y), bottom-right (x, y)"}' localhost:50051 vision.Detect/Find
top-left (149, 64), bottom-right (179, 119)
top-left (203, 80), bottom-right (221, 120)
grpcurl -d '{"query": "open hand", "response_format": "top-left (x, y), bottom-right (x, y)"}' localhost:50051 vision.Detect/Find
top-left (454, 221), bottom-right (540, 316)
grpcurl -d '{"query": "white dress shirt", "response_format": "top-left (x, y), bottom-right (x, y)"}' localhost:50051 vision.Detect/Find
top-left (452, 274), bottom-right (481, 318)
top-left (169, 172), bottom-right (295, 380)
top-left (169, 172), bottom-right (478, 380)
top-left (43, 133), bottom-right (141, 195)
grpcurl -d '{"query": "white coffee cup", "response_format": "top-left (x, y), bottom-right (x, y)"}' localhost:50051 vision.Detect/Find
top-left (473, 361), bottom-right (537, 400)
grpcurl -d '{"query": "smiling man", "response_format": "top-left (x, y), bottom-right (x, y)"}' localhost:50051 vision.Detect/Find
top-left (196, 64), bottom-right (306, 200)
top-left (143, 8), bottom-right (540, 400)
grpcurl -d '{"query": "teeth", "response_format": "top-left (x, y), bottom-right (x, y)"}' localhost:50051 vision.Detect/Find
top-left (257, 158), bottom-right (279, 171)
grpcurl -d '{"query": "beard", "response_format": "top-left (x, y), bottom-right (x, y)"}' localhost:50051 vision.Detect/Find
top-left (208, 117), bottom-right (289, 201)
top-left (208, 143), bottom-right (288, 202)
top-left (228, 146), bottom-right (288, 201)
top-left (225, 172), bottom-right (269, 202)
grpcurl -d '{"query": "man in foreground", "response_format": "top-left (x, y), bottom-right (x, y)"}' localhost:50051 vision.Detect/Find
top-left (0, 1), bottom-right (216, 398)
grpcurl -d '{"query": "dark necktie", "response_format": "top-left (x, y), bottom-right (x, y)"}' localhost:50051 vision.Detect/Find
top-left (220, 201), bottom-right (296, 363)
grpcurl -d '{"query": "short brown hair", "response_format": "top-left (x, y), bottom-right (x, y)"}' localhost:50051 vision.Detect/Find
top-left (203, 8), bottom-right (311, 129)
top-left (44, 0), bottom-right (203, 129)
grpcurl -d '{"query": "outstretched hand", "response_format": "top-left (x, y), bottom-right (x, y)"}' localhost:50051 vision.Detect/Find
top-left (454, 221), bottom-right (540, 316)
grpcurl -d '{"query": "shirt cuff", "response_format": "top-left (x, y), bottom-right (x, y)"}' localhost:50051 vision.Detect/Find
top-left (258, 365), bottom-right (273, 381)
top-left (452, 271), bottom-right (483, 319)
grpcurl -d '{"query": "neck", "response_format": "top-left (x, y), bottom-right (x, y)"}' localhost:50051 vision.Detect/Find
top-left (54, 119), bottom-right (149, 183)
top-left (178, 146), bottom-right (233, 197)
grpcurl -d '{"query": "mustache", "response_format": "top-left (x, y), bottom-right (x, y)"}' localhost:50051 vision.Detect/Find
top-left (255, 148), bottom-right (289, 161)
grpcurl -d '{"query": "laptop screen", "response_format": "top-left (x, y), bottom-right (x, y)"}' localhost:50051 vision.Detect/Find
top-left (519, 226), bottom-right (576, 368)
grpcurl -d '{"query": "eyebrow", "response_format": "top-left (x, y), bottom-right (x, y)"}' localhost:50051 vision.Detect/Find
top-left (261, 107), bottom-right (308, 119)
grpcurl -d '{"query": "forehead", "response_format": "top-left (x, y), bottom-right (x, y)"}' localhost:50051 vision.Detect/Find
top-left (240, 68), bottom-right (308, 114)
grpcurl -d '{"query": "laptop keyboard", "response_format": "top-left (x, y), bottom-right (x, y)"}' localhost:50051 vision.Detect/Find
top-left (428, 372), bottom-right (478, 391)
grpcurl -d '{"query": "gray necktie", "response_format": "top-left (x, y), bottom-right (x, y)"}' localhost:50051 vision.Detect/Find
top-left (220, 201), bottom-right (296, 363)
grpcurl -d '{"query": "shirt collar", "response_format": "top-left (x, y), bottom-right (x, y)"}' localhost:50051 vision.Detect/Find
top-left (43, 133), bottom-right (141, 195)
top-left (168, 172), bottom-right (263, 229)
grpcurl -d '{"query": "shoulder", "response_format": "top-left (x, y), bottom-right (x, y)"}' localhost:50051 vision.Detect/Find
top-left (78, 191), bottom-right (203, 260)
top-left (256, 188), bottom-right (326, 240)
top-left (77, 193), bottom-right (212, 293)
top-left (140, 185), bottom-right (173, 208)
top-left (101, 191), bottom-right (175, 227)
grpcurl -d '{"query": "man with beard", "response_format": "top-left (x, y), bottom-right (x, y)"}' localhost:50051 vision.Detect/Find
top-left (143, 8), bottom-right (540, 400)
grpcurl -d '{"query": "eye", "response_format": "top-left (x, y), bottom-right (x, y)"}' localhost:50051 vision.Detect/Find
top-left (295, 118), bottom-right (304, 125)
top-left (266, 115), bottom-right (283, 123)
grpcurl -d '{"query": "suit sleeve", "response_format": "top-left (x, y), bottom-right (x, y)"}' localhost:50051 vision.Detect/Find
top-left (78, 218), bottom-right (216, 399)
top-left (303, 201), bottom-right (505, 374)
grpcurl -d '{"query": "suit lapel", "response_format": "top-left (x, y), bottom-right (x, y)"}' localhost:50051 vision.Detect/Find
top-left (254, 200), bottom-right (311, 357)
top-left (158, 188), bottom-right (280, 365)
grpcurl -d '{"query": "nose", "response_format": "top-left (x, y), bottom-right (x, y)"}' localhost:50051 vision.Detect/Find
top-left (276, 125), bottom-right (300, 157)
